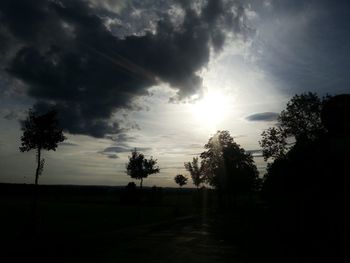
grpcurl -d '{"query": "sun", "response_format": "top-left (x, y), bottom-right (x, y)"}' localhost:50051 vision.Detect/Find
top-left (191, 89), bottom-right (230, 130)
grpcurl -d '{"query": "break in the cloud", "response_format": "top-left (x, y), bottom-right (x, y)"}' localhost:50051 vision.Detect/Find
top-left (0, 0), bottom-right (252, 138)
top-left (246, 112), bottom-right (278, 122)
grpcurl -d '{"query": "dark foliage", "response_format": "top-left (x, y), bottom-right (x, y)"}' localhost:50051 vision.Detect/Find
top-left (174, 174), bottom-right (188, 187)
top-left (184, 157), bottom-right (203, 188)
top-left (20, 109), bottom-right (65, 152)
top-left (260, 92), bottom-right (331, 161)
top-left (321, 94), bottom-right (350, 135)
top-left (19, 108), bottom-right (65, 185)
top-left (126, 149), bottom-right (159, 188)
top-left (262, 94), bottom-right (350, 262)
top-left (200, 131), bottom-right (259, 198)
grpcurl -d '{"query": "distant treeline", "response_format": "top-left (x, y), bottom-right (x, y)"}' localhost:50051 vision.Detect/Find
top-left (0, 183), bottom-right (197, 196)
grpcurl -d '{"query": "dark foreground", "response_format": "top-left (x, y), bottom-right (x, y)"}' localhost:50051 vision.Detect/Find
top-left (0, 184), bottom-right (273, 263)
top-left (1, 183), bottom-right (344, 263)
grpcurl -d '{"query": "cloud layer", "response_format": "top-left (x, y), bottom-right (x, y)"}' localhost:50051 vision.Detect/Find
top-left (0, 0), bottom-right (250, 137)
top-left (246, 112), bottom-right (278, 122)
top-left (250, 0), bottom-right (350, 96)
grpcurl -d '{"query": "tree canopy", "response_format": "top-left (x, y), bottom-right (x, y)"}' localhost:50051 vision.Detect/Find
top-left (20, 109), bottom-right (65, 152)
top-left (184, 157), bottom-right (203, 188)
top-left (200, 130), bottom-right (259, 194)
top-left (259, 92), bottom-right (330, 161)
top-left (20, 109), bottom-right (65, 185)
top-left (261, 94), bottom-right (350, 259)
top-left (126, 149), bottom-right (160, 188)
top-left (174, 174), bottom-right (188, 187)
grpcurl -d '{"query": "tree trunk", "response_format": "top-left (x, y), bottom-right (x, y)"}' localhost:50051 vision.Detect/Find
top-left (35, 147), bottom-right (41, 186)
top-left (30, 147), bottom-right (41, 237)
top-left (140, 178), bottom-right (143, 189)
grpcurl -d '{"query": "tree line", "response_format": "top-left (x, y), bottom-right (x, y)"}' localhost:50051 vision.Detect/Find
top-left (18, 92), bottom-right (350, 261)
top-left (19, 92), bottom-right (350, 199)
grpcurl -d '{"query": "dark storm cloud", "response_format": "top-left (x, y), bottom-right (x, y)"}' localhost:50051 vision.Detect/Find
top-left (0, 0), bottom-right (250, 137)
top-left (246, 112), bottom-right (278, 122)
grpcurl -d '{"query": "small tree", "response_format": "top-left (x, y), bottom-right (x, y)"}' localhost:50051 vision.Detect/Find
top-left (184, 157), bottom-right (203, 188)
top-left (126, 149), bottom-right (160, 188)
top-left (174, 174), bottom-right (188, 188)
top-left (20, 109), bottom-right (65, 185)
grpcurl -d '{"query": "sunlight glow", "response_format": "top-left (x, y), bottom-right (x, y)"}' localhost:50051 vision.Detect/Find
top-left (191, 89), bottom-right (230, 130)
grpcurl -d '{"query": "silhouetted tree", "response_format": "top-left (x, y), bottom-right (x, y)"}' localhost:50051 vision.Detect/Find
top-left (20, 109), bottom-right (65, 185)
top-left (261, 94), bottom-right (350, 262)
top-left (260, 126), bottom-right (288, 161)
top-left (260, 92), bottom-right (331, 161)
top-left (184, 157), bottom-right (203, 188)
top-left (126, 149), bottom-right (160, 188)
top-left (174, 174), bottom-right (188, 187)
top-left (200, 131), bottom-right (259, 202)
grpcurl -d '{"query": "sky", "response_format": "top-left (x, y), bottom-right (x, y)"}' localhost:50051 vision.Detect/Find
top-left (0, 0), bottom-right (349, 187)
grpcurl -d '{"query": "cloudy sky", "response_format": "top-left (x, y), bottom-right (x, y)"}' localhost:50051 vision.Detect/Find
top-left (0, 0), bottom-right (349, 187)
